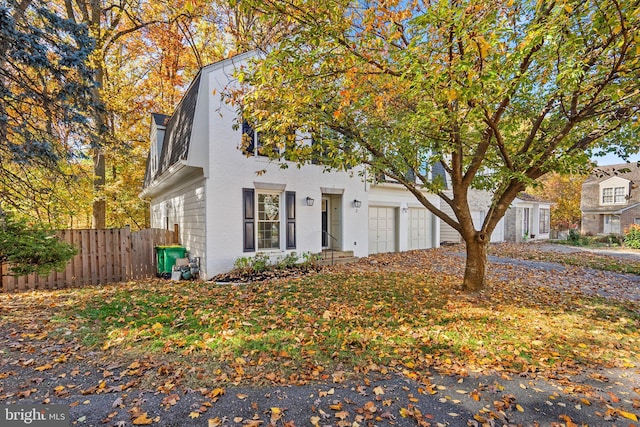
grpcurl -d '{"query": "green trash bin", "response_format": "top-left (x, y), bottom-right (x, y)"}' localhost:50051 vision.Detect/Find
top-left (156, 245), bottom-right (187, 278)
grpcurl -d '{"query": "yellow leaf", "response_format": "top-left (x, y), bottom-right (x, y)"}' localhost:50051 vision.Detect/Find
top-left (373, 386), bottom-right (385, 395)
top-left (132, 413), bottom-right (153, 425)
top-left (189, 412), bottom-right (200, 419)
top-left (564, 4), bottom-right (573, 13)
top-left (35, 363), bottom-right (52, 371)
top-left (310, 415), bottom-right (320, 427)
top-left (516, 404), bottom-right (524, 412)
top-left (270, 407), bottom-right (281, 414)
top-left (619, 410), bottom-right (638, 421)
top-left (399, 407), bottom-right (411, 417)
top-left (236, 393), bottom-right (248, 400)
top-left (208, 418), bottom-right (222, 427)
top-left (208, 388), bottom-right (225, 398)
top-left (446, 89), bottom-right (457, 102)
top-left (330, 402), bottom-right (343, 410)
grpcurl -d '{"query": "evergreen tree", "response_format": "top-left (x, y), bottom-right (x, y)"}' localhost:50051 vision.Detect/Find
top-left (0, 0), bottom-right (99, 217)
top-left (0, 209), bottom-right (77, 276)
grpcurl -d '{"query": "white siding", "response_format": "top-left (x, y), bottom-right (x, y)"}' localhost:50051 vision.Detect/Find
top-left (149, 173), bottom-right (206, 273)
top-left (438, 190), bottom-right (505, 244)
top-left (439, 203), bottom-right (461, 243)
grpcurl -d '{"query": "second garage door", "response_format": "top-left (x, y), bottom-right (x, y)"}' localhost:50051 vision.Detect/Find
top-left (368, 207), bottom-right (396, 254)
top-left (408, 208), bottom-right (433, 250)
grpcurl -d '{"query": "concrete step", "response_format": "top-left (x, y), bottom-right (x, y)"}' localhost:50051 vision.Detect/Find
top-left (318, 250), bottom-right (358, 266)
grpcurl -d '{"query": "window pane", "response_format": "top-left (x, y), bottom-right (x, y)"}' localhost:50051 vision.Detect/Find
top-left (614, 187), bottom-right (626, 203)
top-left (539, 209), bottom-right (550, 233)
top-left (258, 221), bottom-right (280, 249)
top-left (257, 193), bottom-right (280, 249)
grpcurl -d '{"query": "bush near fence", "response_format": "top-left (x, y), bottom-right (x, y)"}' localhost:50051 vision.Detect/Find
top-left (1, 227), bottom-right (175, 292)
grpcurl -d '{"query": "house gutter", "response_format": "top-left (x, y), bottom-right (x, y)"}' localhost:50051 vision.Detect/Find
top-left (139, 160), bottom-right (189, 199)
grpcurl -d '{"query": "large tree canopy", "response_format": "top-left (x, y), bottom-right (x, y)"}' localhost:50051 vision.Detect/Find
top-left (237, 0), bottom-right (640, 290)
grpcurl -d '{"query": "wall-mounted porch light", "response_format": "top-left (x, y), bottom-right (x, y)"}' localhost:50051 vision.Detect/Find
top-left (352, 199), bottom-right (362, 208)
top-left (305, 197), bottom-right (315, 206)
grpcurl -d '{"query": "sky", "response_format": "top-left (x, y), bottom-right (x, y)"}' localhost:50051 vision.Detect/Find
top-left (594, 152), bottom-right (640, 166)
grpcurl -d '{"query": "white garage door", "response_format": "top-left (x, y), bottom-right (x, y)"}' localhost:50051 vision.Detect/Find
top-left (368, 207), bottom-right (396, 254)
top-left (408, 208), bottom-right (433, 250)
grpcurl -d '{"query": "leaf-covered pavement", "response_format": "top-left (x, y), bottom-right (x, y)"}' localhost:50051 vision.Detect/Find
top-left (1, 244), bottom-right (639, 426)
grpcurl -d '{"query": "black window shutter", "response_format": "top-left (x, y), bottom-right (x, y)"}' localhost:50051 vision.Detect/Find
top-left (243, 188), bottom-right (255, 252)
top-left (286, 191), bottom-right (296, 249)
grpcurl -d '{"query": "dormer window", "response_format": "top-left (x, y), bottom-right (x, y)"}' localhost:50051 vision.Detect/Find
top-left (602, 186), bottom-right (626, 204)
top-left (598, 176), bottom-right (630, 206)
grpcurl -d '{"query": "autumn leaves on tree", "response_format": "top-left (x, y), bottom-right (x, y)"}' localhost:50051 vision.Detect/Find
top-left (238, 0), bottom-right (640, 290)
top-left (1, 0), bottom-right (226, 230)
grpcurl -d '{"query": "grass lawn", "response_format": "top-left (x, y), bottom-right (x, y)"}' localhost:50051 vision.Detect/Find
top-left (5, 261), bottom-right (637, 387)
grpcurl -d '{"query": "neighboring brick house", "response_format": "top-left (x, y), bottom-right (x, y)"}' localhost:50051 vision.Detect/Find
top-left (581, 163), bottom-right (640, 235)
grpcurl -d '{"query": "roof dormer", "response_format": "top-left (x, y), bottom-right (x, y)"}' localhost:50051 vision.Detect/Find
top-left (150, 113), bottom-right (169, 177)
top-left (599, 176), bottom-right (630, 205)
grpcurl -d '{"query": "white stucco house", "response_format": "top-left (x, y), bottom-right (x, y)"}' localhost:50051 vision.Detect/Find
top-left (140, 52), bottom-right (444, 279)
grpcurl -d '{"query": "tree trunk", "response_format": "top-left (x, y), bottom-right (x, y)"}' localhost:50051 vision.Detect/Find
top-left (91, 65), bottom-right (106, 229)
top-left (92, 147), bottom-right (105, 229)
top-left (462, 233), bottom-right (489, 291)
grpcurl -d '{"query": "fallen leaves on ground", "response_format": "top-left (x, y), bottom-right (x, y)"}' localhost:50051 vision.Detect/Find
top-left (0, 244), bottom-right (638, 425)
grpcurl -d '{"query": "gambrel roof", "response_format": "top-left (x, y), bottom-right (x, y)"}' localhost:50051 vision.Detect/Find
top-left (143, 74), bottom-right (201, 188)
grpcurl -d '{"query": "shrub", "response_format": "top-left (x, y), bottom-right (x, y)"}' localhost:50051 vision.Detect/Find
top-left (277, 252), bottom-right (300, 269)
top-left (232, 251), bottom-right (320, 275)
top-left (624, 224), bottom-right (640, 249)
top-left (567, 229), bottom-right (581, 244)
top-left (0, 211), bottom-right (77, 276)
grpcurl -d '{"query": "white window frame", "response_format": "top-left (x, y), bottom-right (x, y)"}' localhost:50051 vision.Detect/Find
top-left (539, 208), bottom-right (550, 234)
top-left (602, 186), bottom-right (626, 205)
top-left (256, 192), bottom-right (282, 250)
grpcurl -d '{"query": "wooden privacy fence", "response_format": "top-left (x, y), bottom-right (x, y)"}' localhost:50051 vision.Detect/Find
top-left (1, 227), bottom-right (176, 293)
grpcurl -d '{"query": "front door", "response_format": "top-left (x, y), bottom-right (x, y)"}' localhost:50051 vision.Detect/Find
top-left (322, 198), bottom-right (329, 248)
